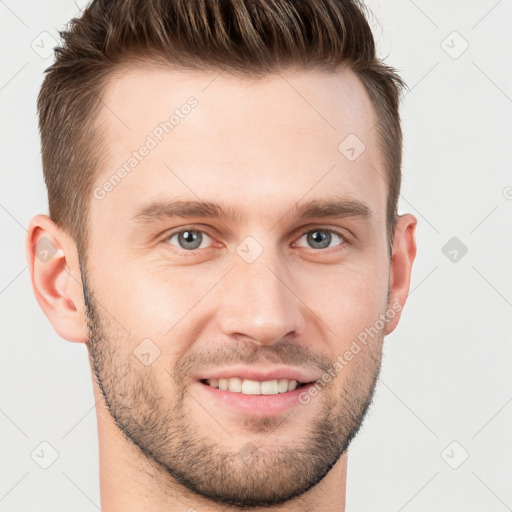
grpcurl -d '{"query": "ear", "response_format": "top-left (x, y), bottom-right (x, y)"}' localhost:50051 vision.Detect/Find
top-left (26, 215), bottom-right (88, 343)
top-left (385, 213), bottom-right (417, 335)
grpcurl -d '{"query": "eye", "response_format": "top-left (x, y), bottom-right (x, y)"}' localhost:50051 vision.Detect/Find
top-left (165, 229), bottom-right (213, 251)
top-left (162, 226), bottom-right (347, 254)
top-left (295, 228), bottom-right (346, 250)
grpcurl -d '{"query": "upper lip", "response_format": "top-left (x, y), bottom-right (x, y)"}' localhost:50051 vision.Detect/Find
top-left (196, 365), bottom-right (321, 384)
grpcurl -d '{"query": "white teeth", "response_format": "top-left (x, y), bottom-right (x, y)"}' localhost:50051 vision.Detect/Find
top-left (277, 379), bottom-right (289, 393)
top-left (261, 380), bottom-right (278, 395)
top-left (242, 379), bottom-right (261, 395)
top-left (228, 377), bottom-right (242, 393)
top-left (205, 377), bottom-right (302, 395)
top-left (287, 380), bottom-right (297, 391)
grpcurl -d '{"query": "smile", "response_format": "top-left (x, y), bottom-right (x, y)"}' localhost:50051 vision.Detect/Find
top-left (201, 377), bottom-right (309, 395)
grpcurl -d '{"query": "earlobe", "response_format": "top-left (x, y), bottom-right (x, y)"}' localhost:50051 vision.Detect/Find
top-left (385, 213), bottom-right (418, 335)
top-left (26, 215), bottom-right (88, 343)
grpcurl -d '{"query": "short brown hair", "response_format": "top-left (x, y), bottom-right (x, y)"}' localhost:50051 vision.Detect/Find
top-left (38, 0), bottom-right (406, 257)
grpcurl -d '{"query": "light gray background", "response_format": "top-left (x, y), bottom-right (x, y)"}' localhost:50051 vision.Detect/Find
top-left (1, 1), bottom-right (511, 511)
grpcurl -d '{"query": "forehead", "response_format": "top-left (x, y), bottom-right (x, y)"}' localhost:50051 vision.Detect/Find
top-left (92, 64), bottom-right (386, 227)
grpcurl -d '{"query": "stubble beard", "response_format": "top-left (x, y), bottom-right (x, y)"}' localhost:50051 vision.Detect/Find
top-left (82, 269), bottom-right (384, 508)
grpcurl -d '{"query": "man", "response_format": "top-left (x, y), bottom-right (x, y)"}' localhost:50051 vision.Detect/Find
top-left (26, 0), bottom-right (417, 510)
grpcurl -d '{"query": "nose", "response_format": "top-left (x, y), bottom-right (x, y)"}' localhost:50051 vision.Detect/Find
top-left (217, 256), bottom-right (306, 347)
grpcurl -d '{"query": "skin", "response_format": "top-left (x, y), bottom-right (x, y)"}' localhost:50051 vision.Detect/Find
top-left (27, 65), bottom-right (417, 512)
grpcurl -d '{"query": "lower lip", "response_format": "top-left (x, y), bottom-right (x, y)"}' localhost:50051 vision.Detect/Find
top-left (194, 381), bottom-right (315, 417)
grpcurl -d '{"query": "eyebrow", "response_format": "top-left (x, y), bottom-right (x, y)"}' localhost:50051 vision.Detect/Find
top-left (130, 197), bottom-right (372, 225)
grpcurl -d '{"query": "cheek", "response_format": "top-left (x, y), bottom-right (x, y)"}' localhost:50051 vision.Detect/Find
top-left (300, 257), bottom-right (389, 345)
top-left (97, 262), bottom-right (222, 350)
top-left (93, 256), bottom-right (188, 316)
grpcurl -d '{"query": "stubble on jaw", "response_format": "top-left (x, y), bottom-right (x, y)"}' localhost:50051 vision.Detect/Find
top-left (80, 259), bottom-right (386, 508)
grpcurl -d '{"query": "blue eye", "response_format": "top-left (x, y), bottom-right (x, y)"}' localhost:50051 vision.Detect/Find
top-left (165, 230), bottom-right (213, 251)
top-left (163, 227), bottom-right (346, 253)
top-left (296, 229), bottom-right (345, 250)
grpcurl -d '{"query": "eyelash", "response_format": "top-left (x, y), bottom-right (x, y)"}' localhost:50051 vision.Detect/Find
top-left (160, 226), bottom-right (349, 255)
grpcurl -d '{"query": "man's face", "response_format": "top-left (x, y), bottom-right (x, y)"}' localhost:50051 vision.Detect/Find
top-left (84, 65), bottom-right (391, 507)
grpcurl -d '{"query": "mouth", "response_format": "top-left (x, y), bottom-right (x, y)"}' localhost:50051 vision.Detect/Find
top-left (200, 377), bottom-right (311, 395)
top-left (193, 366), bottom-right (320, 416)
